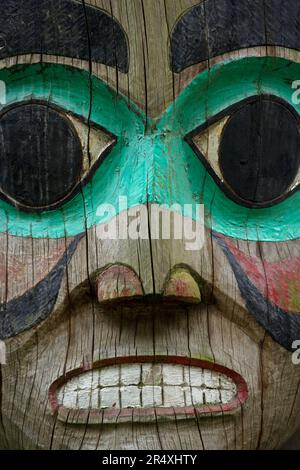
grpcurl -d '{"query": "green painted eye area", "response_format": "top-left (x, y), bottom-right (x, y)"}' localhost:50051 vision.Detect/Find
top-left (186, 95), bottom-right (300, 209)
top-left (0, 58), bottom-right (299, 242)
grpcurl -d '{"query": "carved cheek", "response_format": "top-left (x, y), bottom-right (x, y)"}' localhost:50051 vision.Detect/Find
top-left (221, 237), bottom-right (300, 313)
top-left (0, 234), bottom-right (75, 304)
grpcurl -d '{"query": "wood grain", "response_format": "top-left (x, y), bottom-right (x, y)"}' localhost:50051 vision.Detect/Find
top-left (0, 0), bottom-right (299, 451)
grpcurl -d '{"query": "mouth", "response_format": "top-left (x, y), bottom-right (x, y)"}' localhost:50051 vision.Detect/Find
top-left (49, 356), bottom-right (248, 424)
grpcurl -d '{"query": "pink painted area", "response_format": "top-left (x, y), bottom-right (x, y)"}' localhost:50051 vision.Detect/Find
top-left (0, 235), bottom-right (74, 302)
top-left (221, 236), bottom-right (300, 313)
top-left (174, 279), bottom-right (187, 296)
top-left (97, 264), bottom-right (143, 303)
top-left (49, 355), bottom-right (248, 425)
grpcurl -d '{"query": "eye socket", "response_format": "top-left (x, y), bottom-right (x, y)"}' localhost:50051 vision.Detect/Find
top-left (0, 102), bottom-right (116, 211)
top-left (187, 96), bottom-right (300, 208)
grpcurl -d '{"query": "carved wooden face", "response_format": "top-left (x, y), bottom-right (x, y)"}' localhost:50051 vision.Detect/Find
top-left (0, 0), bottom-right (299, 450)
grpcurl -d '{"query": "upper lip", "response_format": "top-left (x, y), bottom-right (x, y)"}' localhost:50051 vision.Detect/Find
top-left (49, 355), bottom-right (248, 425)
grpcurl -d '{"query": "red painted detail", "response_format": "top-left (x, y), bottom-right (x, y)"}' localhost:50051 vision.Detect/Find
top-left (96, 264), bottom-right (143, 303)
top-left (48, 355), bottom-right (248, 424)
top-left (163, 270), bottom-right (201, 304)
top-left (175, 279), bottom-right (188, 296)
top-left (219, 235), bottom-right (300, 313)
top-left (0, 237), bottom-right (75, 302)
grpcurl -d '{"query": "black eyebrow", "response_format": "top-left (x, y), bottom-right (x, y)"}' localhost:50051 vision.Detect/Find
top-left (171, 0), bottom-right (300, 73)
top-left (0, 0), bottom-right (129, 73)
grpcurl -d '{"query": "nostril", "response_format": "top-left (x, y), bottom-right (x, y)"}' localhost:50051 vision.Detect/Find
top-left (163, 268), bottom-right (201, 304)
top-left (96, 264), bottom-right (143, 304)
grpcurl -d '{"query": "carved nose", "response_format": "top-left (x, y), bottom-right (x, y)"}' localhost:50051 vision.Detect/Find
top-left (96, 264), bottom-right (201, 305)
top-left (96, 265), bottom-right (143, 303)
top-left (163, 268), bottom-right (201, 304)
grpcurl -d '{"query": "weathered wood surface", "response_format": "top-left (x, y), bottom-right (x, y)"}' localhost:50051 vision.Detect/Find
top-left (0, 0), bottom-right (299, 450)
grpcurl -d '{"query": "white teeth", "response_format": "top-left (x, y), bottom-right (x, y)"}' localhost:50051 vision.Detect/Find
top-left (100, 367), bottom-right (119, 387)
top-left (186, 366), bottom-right (203, 386)
top-left (162, 365), bottom-right (184, 385)
top-left (91, 390), bottom-right (99, 408)
top-left (57, 363), bottom-right (237, 410)
top-left (121, 364), bottom-right (140, 385)
top-left (191, 387), bottom-right (204, 406)
top-left (77, 390), bottom-right (91, 409)
top-left (121, 386), bottom-right (141, 408)
top-left (164, 386), bottom-right (185, 407)
top-left (142, 386), bottom-right (162, 407)
top-left (203, 389), bottom-right (220, 404)
top-left (142, 364), bottom-right (162, 385)
top-left (100, 387), bottom-right (119, 408)
top-left (203, 370), bottom-right (220, 388)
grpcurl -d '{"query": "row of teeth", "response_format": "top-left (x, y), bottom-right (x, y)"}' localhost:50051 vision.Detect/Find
top-left (57, 363), bottom-right (237, 410)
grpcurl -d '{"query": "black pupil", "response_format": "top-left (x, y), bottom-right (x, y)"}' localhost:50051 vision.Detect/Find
top-left (219, 99), bottom-right (300, 204)
top-left (0, 104), bottom-right (82, 208)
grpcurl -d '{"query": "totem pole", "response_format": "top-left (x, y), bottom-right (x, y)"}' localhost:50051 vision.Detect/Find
top-left (0, 0), bottom-right (299, 450)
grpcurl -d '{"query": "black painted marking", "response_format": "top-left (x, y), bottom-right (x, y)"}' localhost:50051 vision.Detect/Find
top-left (0, 0), bottom-right (128, 73)
top-left (214, 233), bottom-right (300, 352)
top-left (186, 95), bottom-right (300, 209)
top-left (0, 236), bottom-right (82, 339)
top-left (171, 0), bottom-right (300, 72)
top-left (220, 98), bottom-right (300, 204)
top-left (0, 103), bottom-right (83, 209)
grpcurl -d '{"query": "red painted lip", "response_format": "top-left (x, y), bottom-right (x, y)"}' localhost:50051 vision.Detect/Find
top-left (49, 356), bottom-right (248, 425)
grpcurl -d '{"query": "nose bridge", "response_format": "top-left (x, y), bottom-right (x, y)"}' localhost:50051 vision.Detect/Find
top-left (127, 128), bottom-right (187, 204)
top-left (82, 118), bottom-right (207, 302)
top-left (143, 127), bottom-right (192, 205)
top-left (89, 129), bottom-right (207, 302)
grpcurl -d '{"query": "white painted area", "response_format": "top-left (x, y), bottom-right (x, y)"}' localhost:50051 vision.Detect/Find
top-left (163, 364), bottom-right (184, 385)
top-left (191, 387), bottom-right (204, 406)
top-left (142, 364), bottom-right (162, 385)
top-left (91, 390), bottom-right (99, 408)
top-left (121, 386), bottom-right (141, 408)
top-left (77, 390), bottom-right (91, 409)
top-left (203, 388), bottom-right (220, 404)
top-left (100, 366), bottom-right (119, 386)
top-left (100, 387), bottom-right (119, 408)
top-left (221, 389), bottom-right (235, 403)
top-left (186, 366), bottom-right (203, 386)
top-left (220, 375), bottom-right (235, 390)
top-left (203, 370), bottom-right (220, 388)
top-left (121, 364), bottom-right (141, 385)
top-left (0, 340), bottom-right (6, 365)
top-left (142, 386), bottom-right (162, 407)
top-left (164, 386), bottom-right (185, 407)
top-left (57, 363), bottom-right (237, 410)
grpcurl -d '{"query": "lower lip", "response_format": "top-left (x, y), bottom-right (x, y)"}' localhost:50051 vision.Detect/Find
top-left (49, 356), bottom-right (248, 425)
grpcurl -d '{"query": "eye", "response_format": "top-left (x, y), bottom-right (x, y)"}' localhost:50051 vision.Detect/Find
top-left (0, 102), bottom-right (116, 211)
top-left (187, 96), bottom-right (300, 207)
